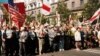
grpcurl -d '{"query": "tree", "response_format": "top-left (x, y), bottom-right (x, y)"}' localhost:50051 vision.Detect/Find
top-left (0, 4), bottom-right (9, 24)
top-left (37, 13), bottom-right (47, 24)
top-left (82, 0), bottom-right (100, 20)
top-left (26, 14), bottom-right (34, 22)
top-left (57, 1), bottom-right (71, 21)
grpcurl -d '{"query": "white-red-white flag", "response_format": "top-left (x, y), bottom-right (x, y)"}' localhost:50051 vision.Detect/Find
top-left (89, 8), bottom-right (100, 23)
top-left (41, 0), bottom-right (51, 15)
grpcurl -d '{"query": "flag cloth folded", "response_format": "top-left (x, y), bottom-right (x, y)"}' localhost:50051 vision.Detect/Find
top-left (0, 0), bottom-right (8, 3)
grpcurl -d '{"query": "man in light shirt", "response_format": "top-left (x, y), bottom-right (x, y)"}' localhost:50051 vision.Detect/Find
top-left (48, 25), bottom-right (56, 52)
top-left (19, 27), bottom-right (28, 56)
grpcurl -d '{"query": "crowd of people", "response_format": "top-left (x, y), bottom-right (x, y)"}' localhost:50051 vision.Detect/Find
top-left (0, 20), bottom-right (100, 56)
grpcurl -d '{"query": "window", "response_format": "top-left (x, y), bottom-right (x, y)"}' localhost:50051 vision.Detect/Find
top-left (80, 0), bottom-right (84, 5)
top-left (72, 1), bottom-right (75, 8)
top-left (38, 10), bottom-right (40, 13)
top-left (38, 3), bottom-right (40, 7)
top-left (31, 11), bottom-right (34, 14)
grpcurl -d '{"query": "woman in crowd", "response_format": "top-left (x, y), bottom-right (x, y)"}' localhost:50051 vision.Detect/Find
top-left (74, 27), bottom-right (81, 51)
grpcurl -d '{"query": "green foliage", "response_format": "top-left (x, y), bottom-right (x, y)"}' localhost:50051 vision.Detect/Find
top-left (41, 17), bottom-right (47, 24)
top-left (37, 13), bottom-right (41, 22)
top-left (57, 2), bottom-right (71, 21)
top-left (37, 13), bottom-right (47, 24)
top-left (82, 0), bottom-right (100, 20)
top-left (26, 13), bottom-right (35, 22)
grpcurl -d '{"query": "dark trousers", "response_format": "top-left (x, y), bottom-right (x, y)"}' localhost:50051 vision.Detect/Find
top-left (59, 37), bottom-right (64, 49)
top-left (5, 40), bottom-right (14, 56)
top-left (49, 38), bottom-right (54, 52)
top-left (14, 42), bottom-right (19, 56)
top-left (28, 40), bottom-right (36, 55)
top-left (64, 36), bottom-right (71, 50)
top-left (19, 42), bottom-right (26, 56)
top-left (70, 36), bottom-right (75, 48)
top-left (0, 44), bottom-right (1, 55)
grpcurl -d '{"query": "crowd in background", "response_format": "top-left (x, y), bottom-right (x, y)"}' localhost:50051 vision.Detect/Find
top-left (0, 20), bottom-right (100, 56)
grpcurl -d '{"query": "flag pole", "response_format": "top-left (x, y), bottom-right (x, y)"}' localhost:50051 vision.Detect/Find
top-left (8, 6), bottom-right (12, 27)
top-left (40, 0), bottom-right (43, 24)
top-left (96, 14), bottom-right (99, 27)
top-left (40, 13), bottom-right (43, 24)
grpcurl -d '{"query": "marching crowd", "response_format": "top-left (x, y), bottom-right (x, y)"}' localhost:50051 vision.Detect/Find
top-left (0, 21), bottom-right (100, 56)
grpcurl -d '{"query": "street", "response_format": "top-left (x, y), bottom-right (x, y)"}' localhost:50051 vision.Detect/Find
top-left (37, 48), bottom-right (100, 56)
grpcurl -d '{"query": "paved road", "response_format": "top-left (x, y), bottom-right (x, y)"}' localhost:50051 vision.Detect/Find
top-left (37, 48), bottom-right (100, 56)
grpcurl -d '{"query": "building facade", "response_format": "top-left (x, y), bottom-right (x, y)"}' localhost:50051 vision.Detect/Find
top-left (25, 0), bottom-right (89, 18)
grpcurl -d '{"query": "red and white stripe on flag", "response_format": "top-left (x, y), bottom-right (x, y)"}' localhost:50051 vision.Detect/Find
top-left (3, 2), bottom-right (25, 28)
top-left (41, 0), bottom-right (51, 15)
top-left (9, 6), bottom-right (25, 28)
top-left (89, 8), bottom-right (100, 23)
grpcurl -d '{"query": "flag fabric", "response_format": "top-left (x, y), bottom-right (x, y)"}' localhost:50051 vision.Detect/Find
top-left (7, 0), bottom-right (25, 28)
top-left (8, 0), bottom-right (14, 6)
top-left (3, 2), bottom-right (25, 14)
top-left (0, 0), bottom-right (8, 3)
top-left (16, 3), bottom-right (25, 14)
top-left (89, 8), bottom-right (100, 23)
top-left (41, 0), bottom-right (51, 15)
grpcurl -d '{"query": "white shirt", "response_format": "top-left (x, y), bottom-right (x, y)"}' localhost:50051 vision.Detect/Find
top-left (74, 31), bottom-right (81, 41)
top-left (6, 29), bottom-right (13, 39)
top-left (19, 31), bottom-right (28, 42)
top-left (48, 28), bottom-right (56, 38)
